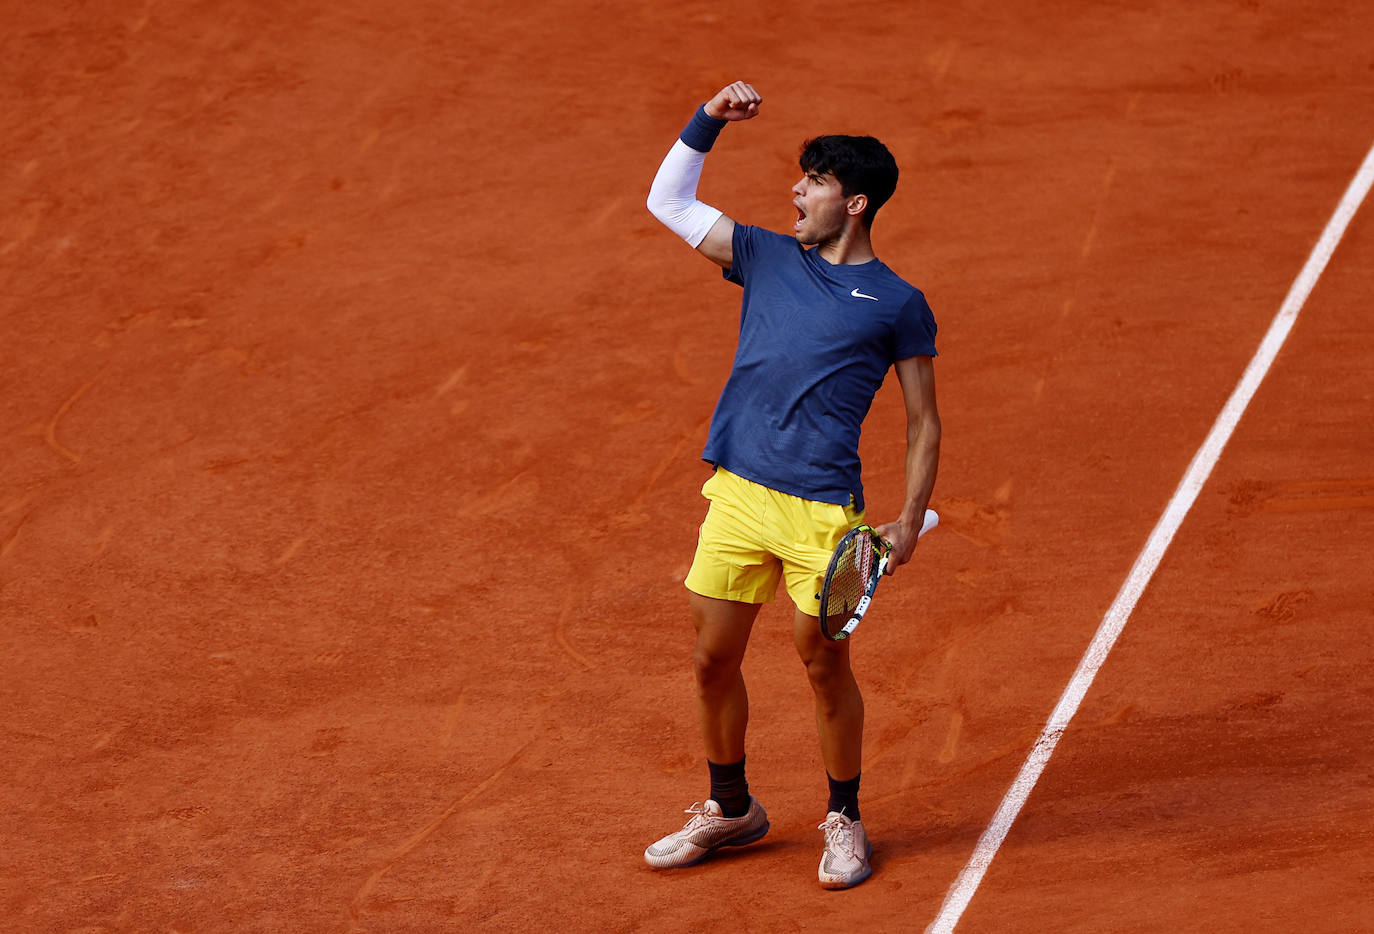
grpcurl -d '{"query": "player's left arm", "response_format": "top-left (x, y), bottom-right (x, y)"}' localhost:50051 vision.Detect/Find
top-left (874, 354), bottom-right (941, 573)
top-left (647, 82), bottom-right (761, 270)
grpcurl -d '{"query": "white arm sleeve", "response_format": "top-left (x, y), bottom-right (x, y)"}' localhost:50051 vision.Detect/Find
top-left (646, 139), bottom-right (725, 248)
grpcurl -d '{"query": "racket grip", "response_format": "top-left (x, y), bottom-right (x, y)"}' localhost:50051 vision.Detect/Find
top-left (919, 509), bottom-right (939, 537)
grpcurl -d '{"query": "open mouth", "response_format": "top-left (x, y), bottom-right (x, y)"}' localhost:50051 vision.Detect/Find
top-left (794, 202), bottom-right (806, 231)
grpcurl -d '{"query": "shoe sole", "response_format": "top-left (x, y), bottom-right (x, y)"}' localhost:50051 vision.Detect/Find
top-left (721, 819), bottom-right (770, 850)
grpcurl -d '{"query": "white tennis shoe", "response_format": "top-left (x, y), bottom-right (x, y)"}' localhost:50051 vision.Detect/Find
top-left (817, 811), bottom-right (872, 888)
top-left (644, 797), bottom-right (770, 869)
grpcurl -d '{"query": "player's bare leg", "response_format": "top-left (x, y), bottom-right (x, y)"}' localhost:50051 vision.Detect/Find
top-left (643, 593), bottom-right (769, 870)
top-left (793, 609), bottom-right (863, 778)
top-left (689, 592), bottom-right (760, 763)
top-left (794, 607), bottom-right (872, 887)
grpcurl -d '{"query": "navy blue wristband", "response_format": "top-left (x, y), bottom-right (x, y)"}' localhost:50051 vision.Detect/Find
top-left (679, 105), bottom-right (727, 152)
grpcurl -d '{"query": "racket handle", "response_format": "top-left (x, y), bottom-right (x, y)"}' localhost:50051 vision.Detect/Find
top-left (919, 509), bottom-right (939, 537)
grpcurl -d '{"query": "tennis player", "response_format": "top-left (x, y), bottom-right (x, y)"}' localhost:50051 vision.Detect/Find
top-left (642, 81), bottom-right (941, 889)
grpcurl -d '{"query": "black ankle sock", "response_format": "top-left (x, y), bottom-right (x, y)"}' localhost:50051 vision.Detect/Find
top-left (708, 757), bottom-right (750, 817)
top-left (827, 772), bottom-right (861, 822)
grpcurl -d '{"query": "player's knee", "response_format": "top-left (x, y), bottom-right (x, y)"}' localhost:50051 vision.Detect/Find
top-left (803, 649), bottom-right (853, 695)
top-left (692, 645), bottom-right (740, 693)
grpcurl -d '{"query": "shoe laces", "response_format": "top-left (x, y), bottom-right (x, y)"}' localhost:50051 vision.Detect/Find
top-left (681, 802), bottom-right (714, 830)
top-left (819, 813), bottom-right (855, 856)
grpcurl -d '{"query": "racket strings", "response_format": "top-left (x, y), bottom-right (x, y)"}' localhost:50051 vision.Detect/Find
top-left (824, 534), bottom-right (876, 619)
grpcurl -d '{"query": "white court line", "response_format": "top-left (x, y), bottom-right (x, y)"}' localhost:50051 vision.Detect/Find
top-left (925, 139), bottom-right (1374, 934)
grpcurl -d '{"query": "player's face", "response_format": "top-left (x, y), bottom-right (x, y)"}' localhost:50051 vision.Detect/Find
top-left (792, 171), bottom-right (852, 245)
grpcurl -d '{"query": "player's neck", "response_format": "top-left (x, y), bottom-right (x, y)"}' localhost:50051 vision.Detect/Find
top-left (813, 225), bottom-right (876, 266)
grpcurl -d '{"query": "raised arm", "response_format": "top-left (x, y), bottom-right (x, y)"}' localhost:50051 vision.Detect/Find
top-left (874, 355), bottom-right (942, 573)
top-left (646, 81), bottom-right (762, 269)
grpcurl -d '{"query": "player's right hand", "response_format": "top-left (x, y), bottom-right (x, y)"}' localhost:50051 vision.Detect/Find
top-left (705, 81), bottom-right (762, 122)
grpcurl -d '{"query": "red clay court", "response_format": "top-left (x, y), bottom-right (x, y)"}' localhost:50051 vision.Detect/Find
top-left (3, 2), bottom-right (1372, 931)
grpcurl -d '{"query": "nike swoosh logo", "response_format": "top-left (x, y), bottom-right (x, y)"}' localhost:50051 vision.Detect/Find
top-left (850, 288), bottom-right (878, 301)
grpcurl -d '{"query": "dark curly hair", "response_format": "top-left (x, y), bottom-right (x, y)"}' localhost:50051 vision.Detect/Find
top-left (799, 135), bottom-right (899, 228)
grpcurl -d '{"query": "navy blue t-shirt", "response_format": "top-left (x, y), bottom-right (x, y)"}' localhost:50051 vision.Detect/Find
top-left (701, 224), bottom-right (938, 511)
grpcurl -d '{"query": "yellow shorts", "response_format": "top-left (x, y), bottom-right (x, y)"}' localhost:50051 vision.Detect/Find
top-left (684, 468), bottom-right (865, 617)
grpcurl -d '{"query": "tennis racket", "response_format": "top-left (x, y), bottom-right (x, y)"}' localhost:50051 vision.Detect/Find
top-left (818, 509), bottom-right (938, 641)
